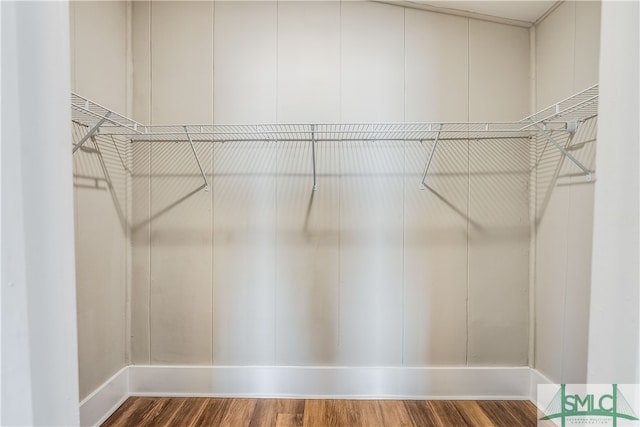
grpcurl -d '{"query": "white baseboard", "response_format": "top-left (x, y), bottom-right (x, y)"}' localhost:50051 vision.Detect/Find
top-left (529, 368), bottom-right (556, 409)
top-left (81, 364), bottom-right (537, 425)
top-left (79, 367), bottom-right (129, 427)
top-left (128, 365), bottom-right (532, 400)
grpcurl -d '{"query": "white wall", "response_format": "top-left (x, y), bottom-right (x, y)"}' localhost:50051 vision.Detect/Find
top-left (70, 0), bottom-right (130, 399)
top-left (1, 1), bottom-right (79, 424)
top-left (128, 1), bottom-right (531, 369)
top-left (534, 1), bottom-right (601, 384)
top-left (467, 20), bottom-right (530, 365)
top-left (587, 0), bottom-right (639, 384)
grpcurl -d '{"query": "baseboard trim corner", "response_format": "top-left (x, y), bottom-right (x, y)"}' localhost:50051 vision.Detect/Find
top-left (79, 366), bottom-right (129, 427)
top-left (529, 368), bottom-right (556, 408)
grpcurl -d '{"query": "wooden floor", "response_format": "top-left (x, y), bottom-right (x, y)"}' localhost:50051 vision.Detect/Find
top-left (102, 397), bottom-right (541, 426)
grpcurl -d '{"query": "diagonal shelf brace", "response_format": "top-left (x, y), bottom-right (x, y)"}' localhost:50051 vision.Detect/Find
top-left (72, 111), bottom-right (112, 153)
top-left (533, 122), bottom-right (593, 181)
top-left (419, 124), bottom-right (442, 189)
top-left (184, 126), bottom-right (210, 191)
top-left (110, 135), bottom-right (132, 175)
top-left (311, 124), bottom-right (318, 191)
top-left (91, 136), bottom-right (127, 230)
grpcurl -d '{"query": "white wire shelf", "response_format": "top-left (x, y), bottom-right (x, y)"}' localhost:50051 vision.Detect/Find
top-left (71, 85), bottom-right (598, 143)
top-left (72, 93), bottom-right (144, 135)
top-left (520, 84), bottom-right (599, 129)
top-left (71, 84), bottom-right (599, 190)
top-left (123, 122), bottom-right (541, 143)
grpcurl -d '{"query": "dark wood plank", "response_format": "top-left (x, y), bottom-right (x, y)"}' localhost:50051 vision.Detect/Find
top-left (102, 397), bottom-right (169, 427)
top-left (378, 400), bottom-right (415, 427)
top-left (495, 401), bottom-right (537, 427)
top-left (101, 397), bottom-right (141, 427)
top-left (301, 400), bottom-right (329, 427)
top-left (171, 397), bottom-right (209, 427)
top-left (426, 400), bottom-right (471, 426)
top-left (453, 400), bottom-right (497, 426)
top-left (404, 400), bottom-right (441, 426)
top-left (302, 399), bottom-right (360, 426)
top-left (336, 400), bottom-right (364, 426)
top-left (477, 400), bottom-right (531, 427)
top-left (102, 397), bottom-right (541, 427)
top-left (192, 398), bottom-right (231, 426)
top-left (250, 399), bottom-right (305, 427)
top-left (104, 397), bottom-right (173, 427)
top-left (520, 400), bottom-right (539, 418)
top-left (218, 398), bottom-right (258, 427)
top-left (149, 398), bottom-right (188, 426)
top-left (275, 413), bottom-right (303, 427)
top-left (139, 398), bottom-right (175, 426)
top-left (249, 399), bottom-right (278, 427)
top-left (356, 400), bottom-right (384, 426)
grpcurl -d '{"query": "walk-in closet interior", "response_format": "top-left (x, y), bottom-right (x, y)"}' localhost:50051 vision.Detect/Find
top-left (2, 0), bottom-right (638, 425)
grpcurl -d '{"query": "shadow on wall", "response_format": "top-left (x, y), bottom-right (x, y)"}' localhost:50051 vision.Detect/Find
top-left (469, 137), bottom-right (530, 239)
top-left (126, 137), bottom-right (532, 237)
top-left (535, 117), bottom-right (598, 224)
top-left (72, 121), bottom-right (131, 231)
top-left (73, 130), bottom-right (532, 366)
top-left (116, 135), bottom-right (530, 365)
top-left (133, 140), bottom-right (212, 238)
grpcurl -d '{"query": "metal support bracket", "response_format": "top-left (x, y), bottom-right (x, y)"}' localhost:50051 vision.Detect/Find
top-left (72, 111), bottom-right (111, 153)
top-left (311, 124), bottom-right (318, 191)
top-left (110, 136), bottom-right (131, 175)
top-left (184, 126), bottom-right (210, 191)
top-left (91, 136), bottom-right (127, 230)
top-left (419, 125), bottom-right (442, 189)
top-left (534, 122), bottom-right (593, 181)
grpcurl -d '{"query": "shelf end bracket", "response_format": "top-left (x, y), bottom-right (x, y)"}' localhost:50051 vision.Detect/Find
top-left (72, 111), bottom-right (112, 154)
top-left (534, 122), bottom-right (593, 181)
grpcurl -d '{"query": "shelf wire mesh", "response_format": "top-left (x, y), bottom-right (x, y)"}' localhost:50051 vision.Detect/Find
top-left (70, 85), bottom-right (599, 203)
top-left (71, 85), bottom-right (598, 144)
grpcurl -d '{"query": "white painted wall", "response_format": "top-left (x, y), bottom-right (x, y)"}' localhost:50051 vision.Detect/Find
top-left (468, 19), bottom-right (530, 365)
top-left (70, 1), bottom-right (130, 399)
top-left (129, 1), bottom-right (531, 369)
top-left (533, 1), bottom-right (601, 384)
top-left (587, 0), bottom-right (639, 384)
top-left (1, 1), bottom-right (79, 424)
top-left (130, 0), bottom-right (152, 366)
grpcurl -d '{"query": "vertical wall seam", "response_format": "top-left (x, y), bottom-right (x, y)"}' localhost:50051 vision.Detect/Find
top-left (401, 6), bottom-right (406, 366)
top-left (337, 0), bottom-right (343, 359)
top-left (338, 0), bottom-right (342, 124)
top-left (528, 25), bottom-right (538, 369)
top-left (572, 1), bottom-right (577, 93)
top-left (73, 3), bottom-right (77, 91)
top-left (124, 0), bottom-right (133, 368)
top-left (275, 0), bottom-right (279, 125)
top-left (125, 1), bottom-right (133, 118)
top-left (124, 0), bottom-right (128, 367)
top-left (148, 140), bottom-right (152, 365)
top-left (211, 0), bottom-right (215, 366)
top-left (147, 0), bottom-right (152, 365)
top-left (465, 17), bottom-right (471, 366)
top-left (274, 0), bottom-right (279, 365)
top-left (560, 162), bottom-right (571, 382)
